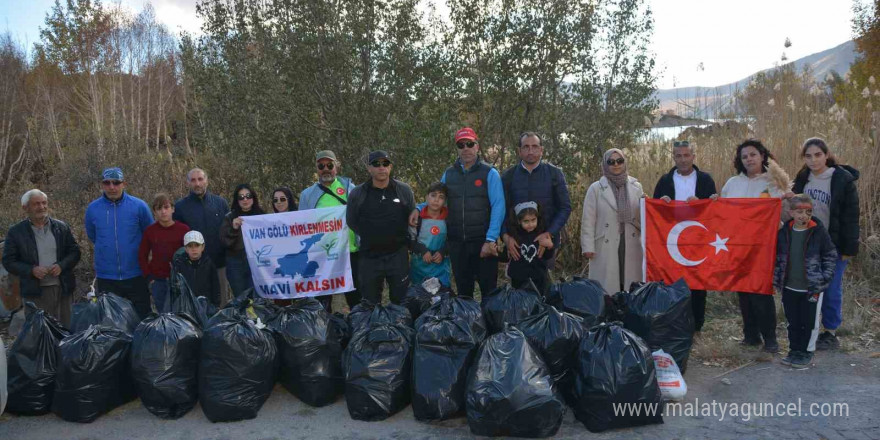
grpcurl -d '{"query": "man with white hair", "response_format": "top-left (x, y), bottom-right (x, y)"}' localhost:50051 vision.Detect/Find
top-left (2, 189), bottom-right (81, 326)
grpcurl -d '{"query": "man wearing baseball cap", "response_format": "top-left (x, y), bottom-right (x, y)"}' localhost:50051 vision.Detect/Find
top-left (411, 127), bottom-right (505, 298)
top-left (347, 150), bottom-right (416, 304)
top-left (85, 167), bottom-right (154, 318)
top-left (298, 150), bottom-right (361, 310)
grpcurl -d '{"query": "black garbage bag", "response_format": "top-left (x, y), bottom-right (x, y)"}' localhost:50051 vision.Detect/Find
top-left (622, 279), bottom-right (694, 373)
top-left (131, 314), bottom-right (202, 419)
top-left (348, 302), bottom-right (412, 334)
top-left (268, 298), bottom-right (345, 407)
top-left (52, 325), bottom-right (136, 423)
top-left (215, 290), bottom-right (280, 325)
top-left (343, 322), bottom-right (415, 421)
top-left (480, 282), bottom-right (545, 334)
top-left (5, 302), bottom-right (69, 415)
top-left (516, 306), bottom-right (585, 406)
top-left (401, 283), bottom-right (453, 320)
top-left (412, 296), bottom-right (486, 421)
top-left (547, 277), bottom-right (606, 327)
top-left (165, 269), bottom-right (210, 328)
top-left (329, 312), bottom-right (351, 350)
top-left (196, 296), bottom-right (218, 321)
top-left (199, 312), bottom-right (277, 422)
top-left (466, 325), bottom-right (565, 437)
top-left (71, 292), bottom-right (141, 335)
top-left (573, 322), bottom-right (663, 432)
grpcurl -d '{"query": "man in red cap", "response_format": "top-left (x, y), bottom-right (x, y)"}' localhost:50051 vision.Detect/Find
top-left (412, 127), bottom-right (505, 298)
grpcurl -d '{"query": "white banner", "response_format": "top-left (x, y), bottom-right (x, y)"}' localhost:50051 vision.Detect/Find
top-left (241, 206), bottom-right (353, 299)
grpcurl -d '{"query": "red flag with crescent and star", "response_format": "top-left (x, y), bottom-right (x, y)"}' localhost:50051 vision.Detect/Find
top-left (641, 198), bottom-right (782, 295)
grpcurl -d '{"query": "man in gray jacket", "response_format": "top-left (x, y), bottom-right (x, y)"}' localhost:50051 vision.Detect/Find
top-left (299, 150), bottom-right (360, 309)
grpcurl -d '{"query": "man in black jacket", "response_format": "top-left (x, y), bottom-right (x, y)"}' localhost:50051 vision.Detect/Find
top-left (347, 151), bottom-right (416, 305)
top-left (652, 140), bottom-right (717, 332)
top-left (2, 189), bottom-right (81, 326)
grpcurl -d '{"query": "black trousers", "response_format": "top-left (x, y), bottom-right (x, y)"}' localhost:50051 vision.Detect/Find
top-left (448, 241), bottom-right (499, 299)
top-left (358, 248), bottom-right (409, 305)
top-left (782, 288), bottom-right (823, 352)
top-left (738, 292), bottom-right (777, 344)
top-left (96, 276), bottom-right (151, 320)
top-left (318, 251), bottom-right (363, 311)
top-left (691, 289), bottom-right (707, 331)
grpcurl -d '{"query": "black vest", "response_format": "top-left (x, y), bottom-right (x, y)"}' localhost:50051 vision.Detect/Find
top-left (445, 160), bottom-right (492, 242)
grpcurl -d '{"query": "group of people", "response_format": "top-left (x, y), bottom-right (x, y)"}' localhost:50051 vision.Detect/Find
top-left (2, 127), bottom-right (859, 369)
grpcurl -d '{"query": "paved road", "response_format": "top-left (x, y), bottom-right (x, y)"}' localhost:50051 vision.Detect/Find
top-left (1, 351), bottom-right (878, 440)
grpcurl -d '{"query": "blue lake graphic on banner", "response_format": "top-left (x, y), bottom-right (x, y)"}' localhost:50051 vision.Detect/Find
top-left (274, 233), bottom-right (323, 278)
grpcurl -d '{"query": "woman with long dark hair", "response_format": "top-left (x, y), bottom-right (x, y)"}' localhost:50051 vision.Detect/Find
top-left (271, 186), bottom-right (297, 213)
top-left (792, 137), bottom-right (859, 350)
top-left (220, 184), bottom-right (264, 297)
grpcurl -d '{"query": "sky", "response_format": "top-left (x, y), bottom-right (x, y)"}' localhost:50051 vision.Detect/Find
top-left (0, 0), bottom-right (857, 89)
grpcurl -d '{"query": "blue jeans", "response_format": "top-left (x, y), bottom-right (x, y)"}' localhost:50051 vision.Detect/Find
top-left (821, 257), bottom-right (848, 330)
top-left (225, 254), bottom-right (254, 298)
top-left (150, 278), bottom-right (169, 313)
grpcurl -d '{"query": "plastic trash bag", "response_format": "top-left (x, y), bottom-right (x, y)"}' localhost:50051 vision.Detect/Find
top-left (466, 325), bottom-right (565, 437)
top-left (5, 302), bottom-right (69, 415)
top-left (165, 269), bottom-right (209, 328)
top-left (52, 325), bottom-right (136, 423)
top-left (131, 314), bottom-right (202, 419)
top-left (348, 302), bottom-right (412, 334)
top-left (196, 296), bottom-right (218, 322)
top-left (516, 305), bottom-right (585, 405)
top-left (199, 312), bottom-right (277, 422)
top-left (401, 279), bottom-right (453, 320)
top-left (343, 322), bottom-right (415, 421)
top-left (652, 349), bottom-right (687, 401)
top-left (622, 279), bottom-right (694, 373)
top-left (547, 276), bottom-right (606, 327)
top-left (573, 322), bottom-right (663, 432)
top-left (71, 291), bottom-right (141, 335)
top-left (329, 312), bottom-right (351, 350)
top-left (215, 291), bottom-right (280, 325)
top-left (268, 298), bottom-right (345, 407)
top-left (1, 338), bottom-right (6, 415)
top-left (480, 282), bottom-right (545, 335)
top-left (412, 296), bottom-right (487, 421)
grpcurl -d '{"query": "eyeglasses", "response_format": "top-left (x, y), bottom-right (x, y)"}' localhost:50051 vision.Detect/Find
top-left (370, 160), bottom-right (391, 168)
top-left (273, 197), bottom-right (287, 203)
top-left (237, 193), bottom-right (254, 200)
top-left (102, 180), bottom-right (123, 186)
top-left (317, 162), bottom-right (335, 171)
top-left (673, 140), bottom-right (690, 147)
top-left (456, 141), bottom-right (477, 149)
top-left (606, 158), bottom-right (625, 166)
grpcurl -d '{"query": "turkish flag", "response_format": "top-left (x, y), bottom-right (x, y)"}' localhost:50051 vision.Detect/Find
top-left (641, 198), bottom-right (782, 294)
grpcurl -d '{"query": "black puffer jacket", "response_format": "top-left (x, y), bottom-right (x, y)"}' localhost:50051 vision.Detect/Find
top-left (792, 165), bottom-right (859, 256)
top-left (773, 218), bottom-right (837, 295)
top-left (172, 248), bottom-right (221, 306)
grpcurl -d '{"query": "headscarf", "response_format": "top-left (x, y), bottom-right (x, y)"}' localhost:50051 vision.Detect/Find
top-left (602, 148), bottom-right (633, 226)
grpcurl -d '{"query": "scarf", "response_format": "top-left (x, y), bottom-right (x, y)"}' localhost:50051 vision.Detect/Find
top-left (602, 148), bottom-right (633, 226)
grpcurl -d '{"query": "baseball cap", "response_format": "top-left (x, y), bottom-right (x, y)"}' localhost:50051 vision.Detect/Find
top-left (368, 150), bottom-right (391, 164)
top-left (184, 230), bottom-right (205, 246)
top-left (102, 167), bottom-right (124, 181)
top-left (316, 150), bottom-right (338, 162)
top-left (454, 127), bottom-right (478, 143)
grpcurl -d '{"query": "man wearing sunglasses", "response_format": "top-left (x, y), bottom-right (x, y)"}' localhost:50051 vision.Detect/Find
top-left (84, 167), bottom-right (154, 319)
top-left (409, 127), bottom-right (505, 298)
top-left (652, 139), bottom-right (718, 332)
top-left (298, 150), bottom-right (361, 309)
top-left (347, 150), bottom-right (416, 305)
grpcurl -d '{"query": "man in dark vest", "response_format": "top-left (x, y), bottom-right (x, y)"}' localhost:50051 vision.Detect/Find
top-left (412, 127), bottom-right (505, 298)
top-left (652, 139), bottom-right (718, 332)
top-left (501, 132), bottom-right (572, 268)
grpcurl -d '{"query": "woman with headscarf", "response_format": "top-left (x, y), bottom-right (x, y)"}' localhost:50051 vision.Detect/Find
top-left (220, 183), bottom-right (265, 297)
top-left (580, 148), bottom-right (645, 294)
top-left (271, 187), bottom-right (298, 213)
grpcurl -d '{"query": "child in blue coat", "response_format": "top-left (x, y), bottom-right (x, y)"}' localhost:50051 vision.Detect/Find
top-left (410, 182), bottom-right (451, 287)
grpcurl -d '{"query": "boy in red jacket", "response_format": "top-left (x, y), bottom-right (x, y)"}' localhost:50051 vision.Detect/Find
top-left (139, 193), bottom-right (190, 312)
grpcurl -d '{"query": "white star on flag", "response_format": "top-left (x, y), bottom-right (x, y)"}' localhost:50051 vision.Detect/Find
top-left (710, 234), bottom-right (729, 255)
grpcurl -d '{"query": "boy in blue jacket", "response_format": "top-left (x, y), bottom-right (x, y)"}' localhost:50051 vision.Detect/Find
top-left (410, 182), bottom-right (451, 288)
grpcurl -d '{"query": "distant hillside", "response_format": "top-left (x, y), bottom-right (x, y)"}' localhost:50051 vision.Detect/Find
top-left (656, 40), bottom-right (857, 119)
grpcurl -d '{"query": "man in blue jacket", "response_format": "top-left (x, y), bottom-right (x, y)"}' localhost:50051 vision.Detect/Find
top-left (173, 168), bottom-right (231, 304)
top-left (501, 132), bottom-right (572, 269)
top-left (85, 167), bottom-right (154, 318)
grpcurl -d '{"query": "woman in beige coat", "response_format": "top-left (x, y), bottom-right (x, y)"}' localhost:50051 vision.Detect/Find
top-left (580, 148), bottom-right (644, 294)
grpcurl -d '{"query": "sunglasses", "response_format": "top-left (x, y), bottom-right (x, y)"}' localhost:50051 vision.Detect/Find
top-left (673, 140), bottom-right (690, 147)
top-left (273, 197), bottom-right (287, 203)
top-left (606, 158), bottom-right (625, 166)
top-left (237, 193), bottom-right (254, 200)
top-left (370, 160), bottom-right (391, 168)
top-left (102, 180), bottom-right (123, 186)
top-left (456, 141), bottom-right (477, 149)
top-left (317, 162), bottom-right (335, 171)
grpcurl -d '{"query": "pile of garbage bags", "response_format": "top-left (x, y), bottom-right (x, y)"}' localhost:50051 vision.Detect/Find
top-left (71, 292), bottom-right (140, 335)
top-left (480, 282), bottom-right (544, 334)
top-left (401, 278), bottom-right (453, 320)
top-left (620, 279), bottom-right (695, 372)
top-left (547, 276), bottom-right (606, 327)
top-left (5, 303), bottom-right (68, 415)
top-left (516, 305), bottom-right (584, 405)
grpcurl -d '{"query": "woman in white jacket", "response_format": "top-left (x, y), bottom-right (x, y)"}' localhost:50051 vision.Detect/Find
top-left (580, 148), bottom-right (644, 294)
top-left (721, 139), bottom-right (791, 354)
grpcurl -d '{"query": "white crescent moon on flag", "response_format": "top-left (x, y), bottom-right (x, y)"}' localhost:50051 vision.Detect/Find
top-left (666, 221), bottom-right (707, 266)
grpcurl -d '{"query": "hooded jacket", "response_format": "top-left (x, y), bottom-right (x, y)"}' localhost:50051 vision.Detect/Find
top-left (792, 165), bottom-right (860, 256)
top-left (773, 218), bottom-right (838, 294)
